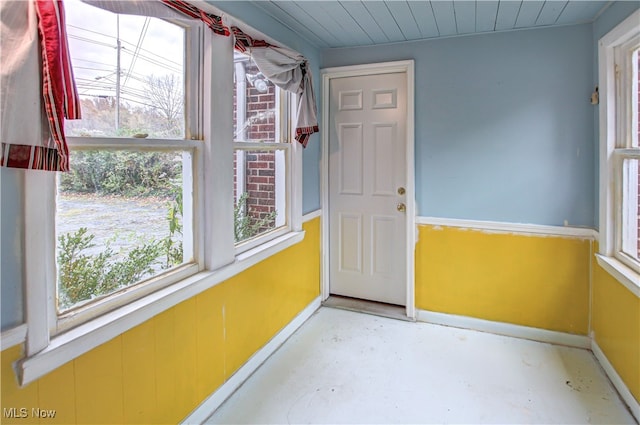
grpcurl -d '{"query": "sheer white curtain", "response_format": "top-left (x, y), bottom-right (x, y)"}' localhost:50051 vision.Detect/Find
top-left (237, 32), bottom-right (318, 147)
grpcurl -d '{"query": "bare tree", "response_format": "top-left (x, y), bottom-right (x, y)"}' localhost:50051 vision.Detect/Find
top-left (145, 74), bottom-right (184, 136)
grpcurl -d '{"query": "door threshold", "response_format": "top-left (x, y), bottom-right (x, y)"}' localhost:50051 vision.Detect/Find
top-left (322, 295), bottom-right (414, 322)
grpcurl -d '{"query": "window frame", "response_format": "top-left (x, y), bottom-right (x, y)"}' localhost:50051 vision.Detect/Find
top-left (232, 67), bottom-right (294, 252)
top-left (597, 8), bottom-right (640, 296)
top-left (55, 14), bottom-right (203, 332)
top-left (19, 3), bottom-right (305, 386)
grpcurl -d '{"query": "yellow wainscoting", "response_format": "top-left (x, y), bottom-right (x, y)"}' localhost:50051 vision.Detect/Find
top-left (592, 256), bottom-right (640, 403)
top-left (0, 217), bottom-right (320, 425)
top-left (415, 225), bottom-right (591, 335)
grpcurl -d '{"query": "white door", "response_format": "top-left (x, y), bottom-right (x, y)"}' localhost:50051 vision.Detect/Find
top-left (329, 72), bottom-right (407, 306)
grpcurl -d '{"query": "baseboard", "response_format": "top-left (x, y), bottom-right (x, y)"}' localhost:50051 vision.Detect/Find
top-left (592, 340), bottom-right (640, 422)
top-left (416, 310), bottom-right (591, 349)
top-left (181, 296), bottom-right (322, 424)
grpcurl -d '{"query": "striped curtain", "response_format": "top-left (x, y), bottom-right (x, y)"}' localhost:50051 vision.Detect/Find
top-left (0, 0), bottom-right (80, 171)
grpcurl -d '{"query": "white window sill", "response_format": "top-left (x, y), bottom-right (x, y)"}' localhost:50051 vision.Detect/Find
top-left (17, 230), bottom-right (305, 386)
top-left (595, 254), bottom-right (640, 298)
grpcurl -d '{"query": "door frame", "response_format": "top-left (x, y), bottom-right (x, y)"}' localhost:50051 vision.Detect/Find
top-left (320, 60), bottom-right (416, 319)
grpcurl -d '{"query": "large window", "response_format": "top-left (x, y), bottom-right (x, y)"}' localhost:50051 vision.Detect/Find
top-left (53, 0), bottom-right (199, 330)
top-left (598, 9), bottom-right (640, 290)
top-left (19, 0), bottom-right (305, 384)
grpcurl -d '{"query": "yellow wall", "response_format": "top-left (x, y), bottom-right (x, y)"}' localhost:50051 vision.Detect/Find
top-left (415, 225), bottom-right (591, 335)
top-left (592, 256), bottom-right (640, 403)
top-left (0, 218), bottom-right (320, 425)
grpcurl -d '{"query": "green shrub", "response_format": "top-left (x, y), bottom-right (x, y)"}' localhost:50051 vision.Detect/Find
top-left (57, 228), bottom-right (163, 309)
top-left (59, 151), bottom-right (181, 197)
top-left (234, 192), bottom-right (277, 243)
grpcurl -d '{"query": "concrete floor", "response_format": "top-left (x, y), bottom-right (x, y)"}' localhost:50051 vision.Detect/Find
top-left (205, 307), bottom-right (636, 424)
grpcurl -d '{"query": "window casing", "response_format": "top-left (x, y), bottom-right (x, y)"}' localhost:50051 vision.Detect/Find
top-left (598, 9), bottom-right (640, 293)
top-left (20, 1), bottom-right (304, 383)
top-left (233, 53), bottom-right (293, 253)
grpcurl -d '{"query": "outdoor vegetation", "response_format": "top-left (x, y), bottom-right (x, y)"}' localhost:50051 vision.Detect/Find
top-left (57, 137), bottom-right (276, 310)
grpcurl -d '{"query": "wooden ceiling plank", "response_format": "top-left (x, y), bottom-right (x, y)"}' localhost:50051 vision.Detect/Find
top-left (453, 1), bottom-right (476, 34)
top-left (407, 1), bottom-right (439, 38)
top-left (495, 1), bottom-right (522, 31)
top-left (476, 1), bottom-right (499, 33)
top-left (385, 1), bottom-right (422, 41)
top-left (292, 1), bottom-right (356, 47)
top-left (555, 1), bottom-right (608, 25)
top-left (514, 0), bottom-right (545, 28)
top-left (252, 1), bottom-right (329, 48)
top-left (272, 1), bottom-right (343, 47)
top-left (363, 1), bottom-right (406, 42)
top-left (340, 1), bottom-right (390, 45)
top-left (430, 1), bottom-right (458, 36)
top-left (317, 1), bottom-right (374, 46)
top-left (535, 1), bottom-right (569, 26)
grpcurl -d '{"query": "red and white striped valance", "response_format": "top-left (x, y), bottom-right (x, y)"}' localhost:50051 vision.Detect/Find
top-left (1, 0), bottom-right (81, 171)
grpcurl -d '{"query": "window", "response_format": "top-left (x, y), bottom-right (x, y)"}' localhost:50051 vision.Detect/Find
top-left (53, 0), bottom-right (200, 331)
top-left (19, 0), bottom-right (305, 384)
top-left (233, 54), bottom-right (291, 251)
top-left (598, 9), bottom-right (640, 291)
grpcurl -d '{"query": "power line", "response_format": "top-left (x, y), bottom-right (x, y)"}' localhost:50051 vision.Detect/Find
top-left (123, 17), bottom-right (150, 88)
top-left (68, 34), bottom-right (116, 49)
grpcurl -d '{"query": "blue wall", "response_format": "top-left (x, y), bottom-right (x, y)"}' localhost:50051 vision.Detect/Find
top-left (1, 168), bottom-right (24, 330)
top-left (323, 24), bottom-right (595, 227)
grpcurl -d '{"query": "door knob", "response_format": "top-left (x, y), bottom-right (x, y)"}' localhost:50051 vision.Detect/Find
top-left (397, 187), bottom-right (405, 195)
top-left (397, 203), bottom-right (406, 212)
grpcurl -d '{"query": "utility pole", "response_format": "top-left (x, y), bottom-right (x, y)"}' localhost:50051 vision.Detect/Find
top-left (115, 15), bottom-right (121, 131)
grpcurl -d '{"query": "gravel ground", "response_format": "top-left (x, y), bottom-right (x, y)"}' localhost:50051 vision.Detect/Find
top-left (56, 193), bottom-right (174, 256)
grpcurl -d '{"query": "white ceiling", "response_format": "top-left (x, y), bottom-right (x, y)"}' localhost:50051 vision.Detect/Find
top-left (251, 1), bottom-right (611, 48)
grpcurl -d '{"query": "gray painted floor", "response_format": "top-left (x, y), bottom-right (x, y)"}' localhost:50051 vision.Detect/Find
top-left (206, 307), bottom-right (636, 424)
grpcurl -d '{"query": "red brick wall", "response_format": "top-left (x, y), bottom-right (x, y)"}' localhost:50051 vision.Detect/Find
top-left (233, 61), bottom-right (277, 231)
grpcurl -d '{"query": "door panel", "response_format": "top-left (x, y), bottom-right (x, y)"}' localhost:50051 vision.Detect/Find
top-left (329, 72), bottom-right (407, 305)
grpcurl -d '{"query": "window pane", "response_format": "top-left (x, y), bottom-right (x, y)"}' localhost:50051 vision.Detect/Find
top-left (64, 0), bottom-right (186, 139)
top-left (634, 47), bottom-right (639, 148)
top-left (621, 158), bottom-right (640, 262)
top-left (233, 54), bottom-right (279, 143)
top-left (56, 150), bottom-right (188, 311)
top-left (234, 149), bottom-right (286, 244)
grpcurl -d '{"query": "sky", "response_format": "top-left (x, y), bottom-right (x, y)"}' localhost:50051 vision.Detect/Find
top-left (65, 0), bottom-right (185, 109)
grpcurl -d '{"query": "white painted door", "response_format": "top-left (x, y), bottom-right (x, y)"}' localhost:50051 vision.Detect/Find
top-left (329, 72), bottom-right (407, 305)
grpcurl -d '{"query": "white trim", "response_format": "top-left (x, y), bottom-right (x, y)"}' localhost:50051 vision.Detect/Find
top-left (592, 340), bottom-right (640, 422)
top-left (417, 216), bottom-right (598, 239)
top-left (204, 31), bottom-right (235, 271)
top-left (595, 255), bottom-right (640, 297)
top-left (24, 172), bottom-right (55, 356)
top-left (320, 60), bottom-right (416, 319)
top-left (17, 231), bottom-right (305, 386)
top-left (416, 310), bottom-right (591, 349)
top-left (302, 210), bottom-right (321, 222)
top-left (181, 296), bottom-right (321, 425)
top-left (1, 324), bottom-right (27, 350)
top-left (597, 9), bottom-right (640, 294)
